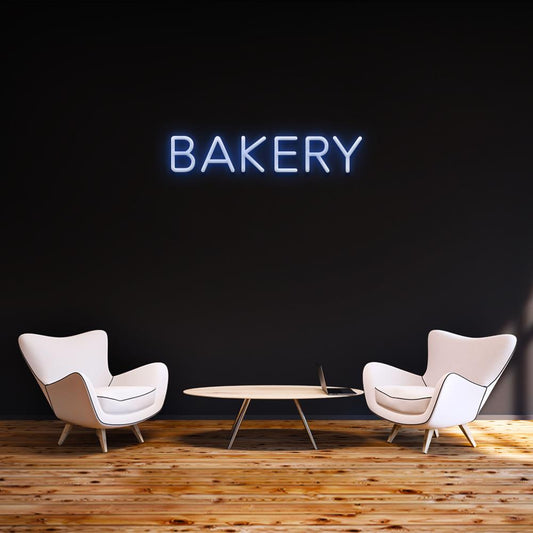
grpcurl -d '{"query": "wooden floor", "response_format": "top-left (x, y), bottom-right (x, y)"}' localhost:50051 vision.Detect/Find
top-left (0, 419), bottom-right (531, 532)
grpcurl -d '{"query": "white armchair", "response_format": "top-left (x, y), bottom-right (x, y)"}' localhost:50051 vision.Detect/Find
top-left (18, 330), bottom-right (169, 452)
top-left (363, 329), bottom-right (517, 453)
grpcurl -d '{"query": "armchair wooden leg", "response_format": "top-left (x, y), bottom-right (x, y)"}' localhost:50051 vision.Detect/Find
top-left (434, 429), bottom-right (439, 438)
top-left (459, 424), bottom-right (476, 447)
top-left (58, 423), bottom-right (72, 446)
top-left (387, 424), bottom-right (401, 443)
top-left (422, 429), bottom-right (434, 453)
top-left (131, 424), bottom-right (144, 443)
top-left (96, 429), bottom-right (108, 453)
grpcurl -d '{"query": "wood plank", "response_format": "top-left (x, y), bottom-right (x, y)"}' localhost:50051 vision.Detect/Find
top-left (0, 492), bottom-right (532, 504)
top-left (0, 512), bottom-right (532, 526)
top-left (1, 483), bottom-right (531, 495)
top-left (1, 469), bottom-right (529, 484)
top-left (9, 523), bottom-right (531, 533)
top-left (1, 502), bottom-right (532, 515)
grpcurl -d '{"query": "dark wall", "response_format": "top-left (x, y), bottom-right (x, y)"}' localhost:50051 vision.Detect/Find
top-left (3, 1), bottom-right (532, 417)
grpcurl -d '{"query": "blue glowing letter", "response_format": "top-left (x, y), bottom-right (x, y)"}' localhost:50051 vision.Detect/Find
top-left (241, 136), bottom-right (266, 172)
top-left (274, 136), bottom-right (298, 173)
top-left (201, 136), bottom-right (235, 173)
top-left (305, 136), bottom-right (330, 173)
top-left (170, 135), bottom-right (195, 173)
top-left (332, 136), bottom-right (362, 173)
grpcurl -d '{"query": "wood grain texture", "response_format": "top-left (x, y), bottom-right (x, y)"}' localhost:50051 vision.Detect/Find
top-left (0, 419), bottom-right (531, 532)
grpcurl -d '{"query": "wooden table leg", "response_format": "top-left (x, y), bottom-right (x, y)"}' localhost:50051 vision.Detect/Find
top-left (228, 398), bottom-right (251, 449)
top-left (294, 399), bottom-right (318, 450)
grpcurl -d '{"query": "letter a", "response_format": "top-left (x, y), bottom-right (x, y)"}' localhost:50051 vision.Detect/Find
top-left (201, 136), bottom-right (236, 173)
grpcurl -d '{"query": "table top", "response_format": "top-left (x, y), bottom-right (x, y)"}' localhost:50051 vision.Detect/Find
top-left (183, 385), bottom-right (364, 400)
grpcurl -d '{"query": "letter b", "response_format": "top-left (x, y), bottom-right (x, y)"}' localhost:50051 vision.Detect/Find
top-left (170, 136), bottom-right (195, 172)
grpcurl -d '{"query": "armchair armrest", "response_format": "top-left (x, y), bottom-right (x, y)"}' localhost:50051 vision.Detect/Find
top-left (45, 372), bottom-right (104, 428)
top-left (363, 362), bottom-right (424, 414)
top-left (363, 362), bottom-right (423, 389)
top-left (112, 362), bottom-right (168, 389)
top-left (425, 372), bottom-right (486, 428)
top-left (112, 362), bottom-right (169, 413)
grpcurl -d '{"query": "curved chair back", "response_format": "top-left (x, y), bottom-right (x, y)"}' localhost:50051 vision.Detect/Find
top-left (18, 330), bottom-right (112, 391)
top-left (424, 329), bottom-right (517, 396)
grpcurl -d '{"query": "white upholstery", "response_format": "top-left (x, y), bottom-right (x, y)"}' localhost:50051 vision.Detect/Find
top-left (95, 386), bottom-right (156, 414)
top-left (363, 329), bottom-right (517, 451)
top-left (19, 330), bottom-right (111, 406)
top-left (375, 385), bottom-right (434, 415)
top-left (18, 330), bottom-right (169, 450)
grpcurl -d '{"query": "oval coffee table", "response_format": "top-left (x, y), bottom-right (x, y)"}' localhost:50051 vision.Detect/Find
top-left (183, 385), bottom-right (363, 449)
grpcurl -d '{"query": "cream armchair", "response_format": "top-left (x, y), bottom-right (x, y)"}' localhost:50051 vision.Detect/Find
top-left (363, 330), bottom-right (517, 453)
top-left (19, 330), bottom-right (169, 452)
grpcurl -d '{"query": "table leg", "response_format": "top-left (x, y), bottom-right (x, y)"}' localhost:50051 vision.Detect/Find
top-left (228, 398), bottom-right (251, 449)
top-left (294, 399), bottom-right (318, 450)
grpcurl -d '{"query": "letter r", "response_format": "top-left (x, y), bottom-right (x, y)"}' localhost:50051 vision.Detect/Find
top-left (305, 136), bottom-right (330, 173)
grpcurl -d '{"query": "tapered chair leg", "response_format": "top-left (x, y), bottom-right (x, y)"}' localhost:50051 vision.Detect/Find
top-left (96, 429), bottom-right (108, 453)
top-left (387, 424), bottom-right (401, 443)
top-left (58, 423), bottom-right (72, 446)
top-left (459, 424), bottom-right (476, 447)
top-left (434, 429), bottom-right (439, 438)
top-left (131, 424), bottom-right (144, 443)
top-left (422, 429), bottom-right (434, 453)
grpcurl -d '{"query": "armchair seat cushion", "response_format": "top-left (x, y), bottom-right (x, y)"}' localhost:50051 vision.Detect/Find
top-left (95, 386), bottom-right (156, 415)
top-left (375, 385), bottom-right (435, 415)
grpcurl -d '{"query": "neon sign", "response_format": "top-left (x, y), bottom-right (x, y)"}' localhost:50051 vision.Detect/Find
top-left (170, 135), bottom-right (363, 174)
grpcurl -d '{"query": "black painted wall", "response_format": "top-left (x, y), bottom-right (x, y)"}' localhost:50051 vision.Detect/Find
top-left (3, 1), bottom-right (532, 417)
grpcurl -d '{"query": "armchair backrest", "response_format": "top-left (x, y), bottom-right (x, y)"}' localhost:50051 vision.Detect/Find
top-left (424, 329), bottom-right (517, 390)
top-left (19, 330), bottom-right (112, 388)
